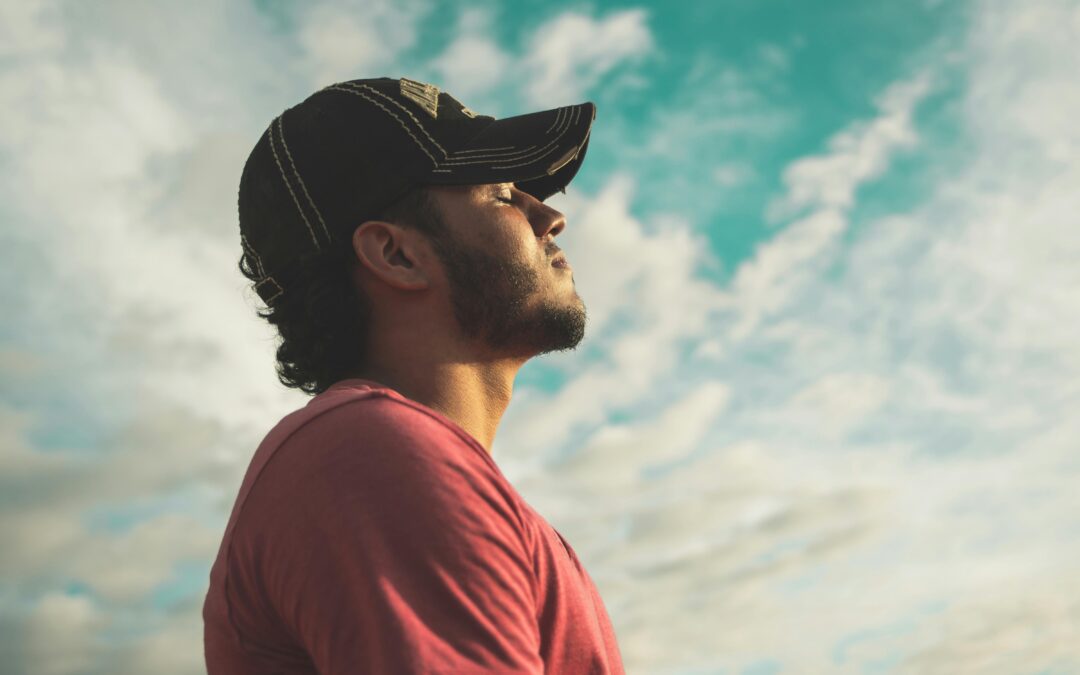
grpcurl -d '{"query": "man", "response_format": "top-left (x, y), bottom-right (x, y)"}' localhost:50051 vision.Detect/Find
top-left (202, 77), bottom-right (625, 674)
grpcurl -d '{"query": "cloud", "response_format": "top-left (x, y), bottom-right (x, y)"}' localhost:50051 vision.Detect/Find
top-left (767, 72), bottom-right (933, 220)
top-left (0, 0), bottom-right (63, 58)
top-left (727, 71), bottom-right (933, 342)
top-left (712, 162), bottom-right (757, 188)
top-left (430, 7), bottom-right (511, 100)
top-left (22, 593), bottom-right (108, 675)
top-left (496, 174), bottom-right (727, 465)
top-left (421, 7), bottom-right (654, 117)
top-left (607, 57), bottom-right (796, 224)
top-left (522, 9), bottom-right (653, 106)
top-left (297, 0), bottom-right (430, 88)
top-left (508, 1), bottom-right (1080, 672)
top-left (0, 1), bottom-right (380, 671)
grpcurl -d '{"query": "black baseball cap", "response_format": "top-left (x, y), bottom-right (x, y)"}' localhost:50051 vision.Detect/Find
top-left (238, 76), bottom-right (597, 306)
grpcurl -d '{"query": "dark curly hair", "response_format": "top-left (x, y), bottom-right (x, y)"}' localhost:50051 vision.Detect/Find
top-left (238, 187), bottom-right (448, 395)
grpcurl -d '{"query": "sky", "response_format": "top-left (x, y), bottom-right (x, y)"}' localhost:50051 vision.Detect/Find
top-left (1, 0), bottom-right (1079, 673)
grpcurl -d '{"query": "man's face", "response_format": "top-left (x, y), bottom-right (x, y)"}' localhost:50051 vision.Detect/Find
top-left (424, 182), bottom-right (586, 357)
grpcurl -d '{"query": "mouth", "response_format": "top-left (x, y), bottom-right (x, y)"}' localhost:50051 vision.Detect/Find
top-left (551, 255), bottom-right (571, 270)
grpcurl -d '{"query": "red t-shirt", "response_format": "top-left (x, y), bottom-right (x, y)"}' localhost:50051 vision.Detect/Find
top-left (203, 378), bottom-right (625, 674)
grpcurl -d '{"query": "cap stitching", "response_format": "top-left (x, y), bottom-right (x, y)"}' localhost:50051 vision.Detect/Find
top-left (445, 144), bottom-right (541, 162)
top-left (485, 108), bottom-right (582, 170)
top-left (492, 142), bottom-right (564, 170)
top-left (447, 143), bottom-right (540, 161)
top-left (254, 276), bottom-right (284, 304)
top-left (436, 106), bottom-right (579, 168)
top-left (276, 115), bottom-right (332, 246)
top-left (435, 107), bottom-right (574, 167)
top-left (443, 108), bottom-right (566, 161)
top-left (545, 106), bottom-right (567, 134)
top-left (450, 145), bottom-right (516, 155)
top-left (323, 85), bottom-right (439, 167)
top-left (240, 234), bottom-right (265, 277)
top-left (348, 83), bottom-right (449, 157)
top-left (267, 119), bottom-right (321, 249)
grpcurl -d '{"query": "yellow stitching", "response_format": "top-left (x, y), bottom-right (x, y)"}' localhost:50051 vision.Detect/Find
top-left (439, 107), bottom-right (574, 166)
top-left (546, 107), bottom-right (567, 134)
top-left (267, 120), bottom-right (320, 249)
top-left (276, 115), bottom-right (331, 245)
top-left (241, 234), bottom-right (265, 277)
top-left (324, 86), bottom-right (440, 166)
top-left (437, 107), bottom-right (578, 167)
top-left (436, 109), bottom-right (572, 166)
top-left (340, 82), bottom-right (449, 157)
top-left (490, 108), bottom-right (584, 170)
top-left (442, 143), bottom-right (540, 160)
top-left (255, 276), bottom-right (283, 304)
top-left (450, 145), bottom-right (516, 155)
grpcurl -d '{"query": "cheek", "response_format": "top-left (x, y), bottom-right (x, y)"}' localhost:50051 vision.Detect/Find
top-left (488, 217), bottom-right (540, 262)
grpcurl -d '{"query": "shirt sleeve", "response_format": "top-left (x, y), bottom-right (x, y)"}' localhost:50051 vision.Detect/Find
top-left (239, 399), bottom-right (544, 674)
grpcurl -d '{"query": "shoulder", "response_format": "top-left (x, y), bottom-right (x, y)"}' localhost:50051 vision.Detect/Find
top-left (291, 388), bottom-right (483, 466)
top-left (253, 387), bottom-right (498, 501)
top-left (241, 386), bottom-right (530, 545)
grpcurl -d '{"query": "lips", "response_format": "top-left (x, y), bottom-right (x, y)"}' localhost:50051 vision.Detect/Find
top-left (552, 255), bottom-right (570, 269)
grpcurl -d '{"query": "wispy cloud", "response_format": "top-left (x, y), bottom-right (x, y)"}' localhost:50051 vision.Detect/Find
top-left (521, 8), bottom-right (654, 107)
top-left (431, 7), bottom-right (511, 100)
top-left (298, 0), bottom-right (431, 88)
top-left (508, 1), bottom-right (1080, 672)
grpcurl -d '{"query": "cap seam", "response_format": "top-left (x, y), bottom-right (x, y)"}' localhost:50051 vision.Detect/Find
top-left (340, 81), bottom-right (450, 159)
top-left (545, 106), bottom-right (568, 134)
top-left (437, 106), bottom-right (580, 168)
top-left (267, 119), bottom-right (321, 249)
top-left (323, 85), bottom-right (440, 167)
top-left (275, 114), bottom-right (331, 245)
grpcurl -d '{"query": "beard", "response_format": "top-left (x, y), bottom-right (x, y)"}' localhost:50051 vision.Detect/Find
top-left (428, 232), bottom-right (587, 356)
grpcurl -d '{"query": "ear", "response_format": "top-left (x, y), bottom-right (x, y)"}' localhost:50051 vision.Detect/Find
top-left (350, 220), bottom-right (432, 291)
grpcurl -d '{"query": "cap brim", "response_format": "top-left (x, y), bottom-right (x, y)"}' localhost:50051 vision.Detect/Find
top-left (423, 102), bottom-right (595, 201)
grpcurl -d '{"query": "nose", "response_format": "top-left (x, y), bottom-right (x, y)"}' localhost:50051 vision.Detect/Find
top-left (527, 195), bottom-right (566, 240)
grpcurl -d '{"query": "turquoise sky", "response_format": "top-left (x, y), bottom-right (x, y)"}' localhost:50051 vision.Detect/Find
top-left (2, 0), bottom-right (1079, 673)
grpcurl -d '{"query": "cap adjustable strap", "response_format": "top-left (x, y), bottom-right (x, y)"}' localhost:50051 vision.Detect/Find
top-left (254, 276), bottom-right (284, 305)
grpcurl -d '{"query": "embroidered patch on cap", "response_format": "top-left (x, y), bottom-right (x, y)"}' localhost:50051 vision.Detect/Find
top-left (399, 78), bottom-right (439, 119)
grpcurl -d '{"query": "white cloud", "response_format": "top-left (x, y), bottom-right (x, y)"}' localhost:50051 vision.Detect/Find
top-left (726, 71), bottom-right (933, 342)
top-left (712, 162), bottom-right (757, 188)
top-left (0, 1), bottom-right (428, 671)
top-left (607, 58), bottom-right (795, 225)
top-left (0, 0), bottom-right (63, 58)
top-left (23, 593), bottom-right (107, 675)
top-left (522, 9), bottom-right (653, 106)
top-left (767, 71), bottom-right (933, 220)
top-left (757, 43), bottom-right (789, 71)
top-left (297, 0), bottom-right (430, 88)
top-left (431, 8), bottom-right (511, 100)
top-left (496, 175), bottom-right (727, 468)
top-left (508, 1), bottom-right (1080, 672)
